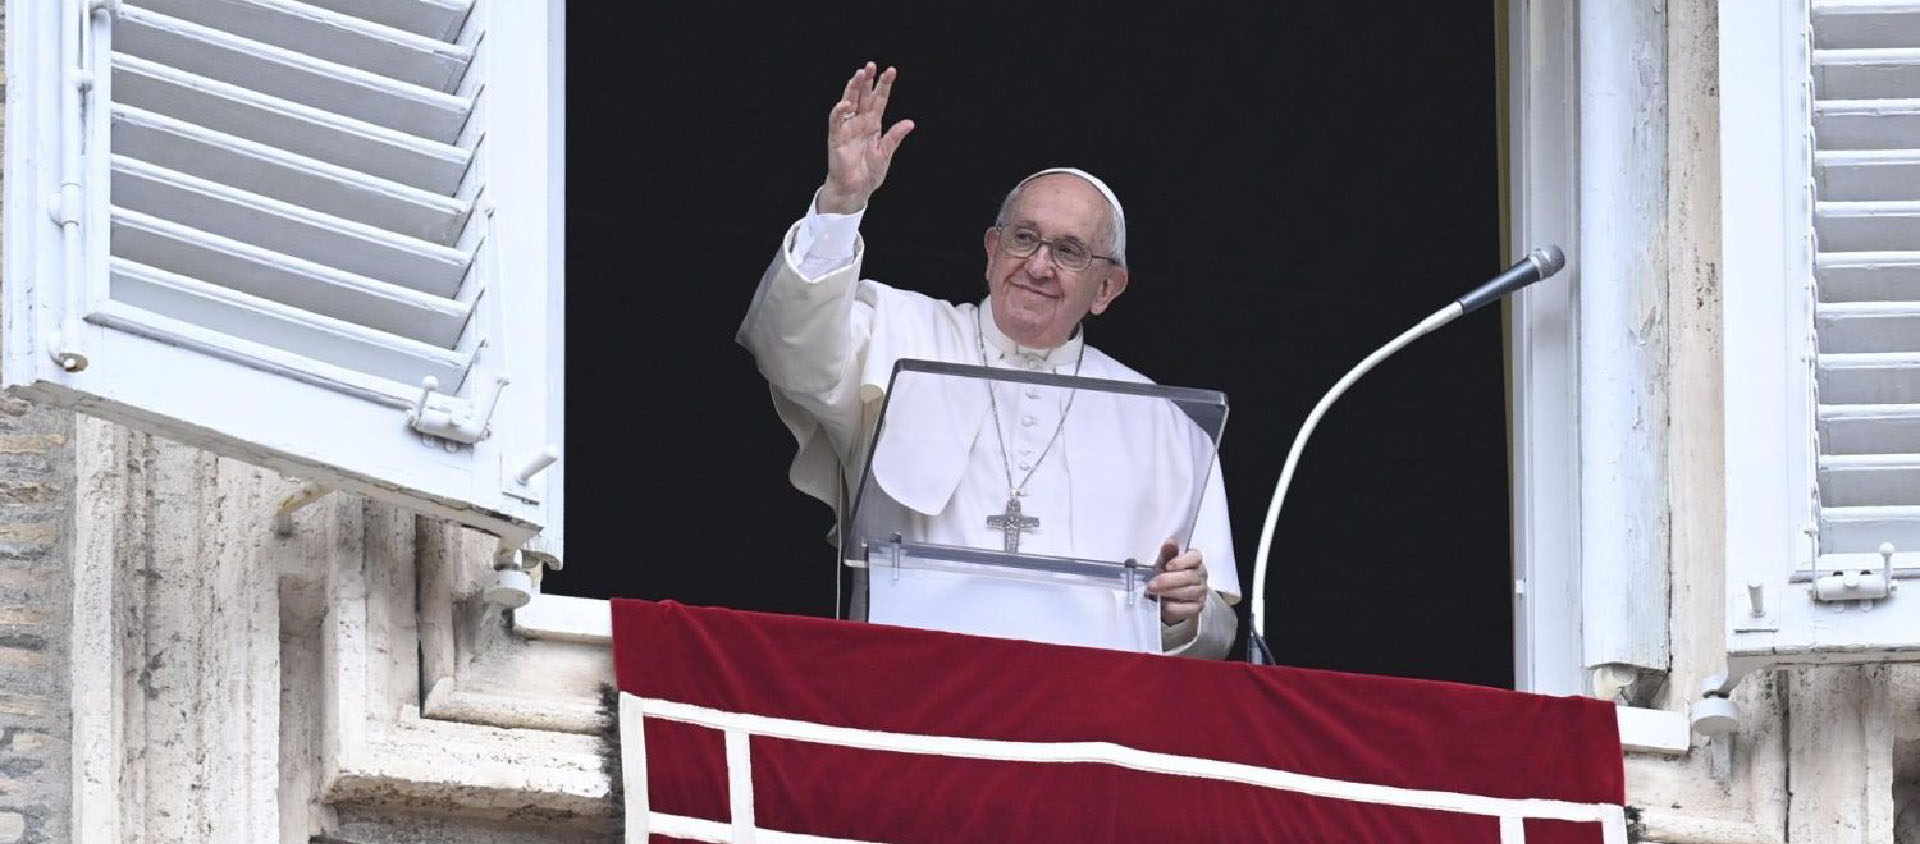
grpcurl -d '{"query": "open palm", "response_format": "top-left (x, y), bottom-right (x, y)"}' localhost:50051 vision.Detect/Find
top-left (819, 63), bottom-right (915, 214)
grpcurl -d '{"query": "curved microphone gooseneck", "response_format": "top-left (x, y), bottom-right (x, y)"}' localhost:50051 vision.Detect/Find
top-left (1247, 246), bottom-right (1568, 664)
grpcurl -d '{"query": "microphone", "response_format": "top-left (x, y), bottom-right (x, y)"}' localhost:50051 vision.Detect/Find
top-left (1456, 246), bottom-right (1567, 316)
top-left (1247, 246), bottom-right (1568, 664)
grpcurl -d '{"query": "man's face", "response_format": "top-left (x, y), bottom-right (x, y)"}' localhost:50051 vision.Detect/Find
top-left (983, 174), bottom-right (1129, 349)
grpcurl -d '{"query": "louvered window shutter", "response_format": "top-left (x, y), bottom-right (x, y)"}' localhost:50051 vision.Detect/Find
top-left (1812, 4), bottom-right (1920, 576)
top-left (1725, 1), bottom-right (1918, 672)
top-left (4, 0), bottom-right (563, 561)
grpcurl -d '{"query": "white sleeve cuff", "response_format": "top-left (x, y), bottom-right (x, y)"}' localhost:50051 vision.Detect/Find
top-left (1160, 616), bottom-right (1198, 651)
top-left (791, 190), bottom-right (866, 280)
top-left (1162, 590), bottom-right (1238, 659)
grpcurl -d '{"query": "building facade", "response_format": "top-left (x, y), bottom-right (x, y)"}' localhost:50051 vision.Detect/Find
top-left (1, 1), bottom-right (1917, 842)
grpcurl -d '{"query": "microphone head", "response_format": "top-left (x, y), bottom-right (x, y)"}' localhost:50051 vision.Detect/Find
top-left (1528, 245), bottom-right (1567, 279)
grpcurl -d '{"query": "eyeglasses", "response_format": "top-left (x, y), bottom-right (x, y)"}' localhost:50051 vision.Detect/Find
top-left (995, 225), bottom-right (1117, 272)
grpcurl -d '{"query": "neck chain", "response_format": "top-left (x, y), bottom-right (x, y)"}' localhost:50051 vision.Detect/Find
top-left (976, 309), bottom-right (1084, 501)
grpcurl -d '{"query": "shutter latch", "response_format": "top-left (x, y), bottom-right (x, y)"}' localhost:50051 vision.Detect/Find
top-left (408, 374), bottom-right (507, 445)
top-left (1809, 542), bottom-right (1899, 603)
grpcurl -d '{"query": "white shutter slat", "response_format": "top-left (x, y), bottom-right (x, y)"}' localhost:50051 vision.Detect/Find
top-left (109, 208), bottom-right (471, 348)
top-left (1815, 200), bottom-right (1920, 251)
top-left (1814, 99), bottom-right (1920, 149)
top-left (1817, 353), bottom-right (1920, 404)
top-left (300, 0), bottom-right (472, 42)
top-left (112, 55), bottom-right (470, 194)
top-left (1816, 150), bottom-right (1920, 201)
top-left (1814, 48), bottom-right (1920, 99)
top-left (1815, 252), bottom-right (1920, 300)
top-left (1816, 301), bottom-right (1920, 352)
top-left (131, 0), bottom-right (474, 93)
top-left (115, 5), bottom-right (471, 144)
top-left (1822, 403), bottom-right (1920, 453)
top-left (1820, 453), bottom-right (1920, 506)
top-left (1814, 1), bottom-right (1920, 49)
top-left (110, 156), bottom-right (471, 296)
top-left (1822, 506), bottom-right (1920, 553)
top-left (110, 258), bottom-right (470, 388)
top-left (85, 301), bottom-right (430, 407)
top-left (112, 105), bottom-right (470, 245)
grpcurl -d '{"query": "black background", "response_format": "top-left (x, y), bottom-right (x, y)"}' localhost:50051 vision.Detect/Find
top-left (554, 4), bottom-right (1514, 687)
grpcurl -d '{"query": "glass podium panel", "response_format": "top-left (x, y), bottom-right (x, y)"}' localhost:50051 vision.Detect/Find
top-left (844, 359), bottom-right (1228, 653)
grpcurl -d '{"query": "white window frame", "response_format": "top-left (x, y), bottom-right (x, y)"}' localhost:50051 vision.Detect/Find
top-left (1506, 0), bottom-right (1584, 700)
top-left (1508, 0), bottom-right (1689, 753)
top-left (1720, 0), bottom-right (1817, 683)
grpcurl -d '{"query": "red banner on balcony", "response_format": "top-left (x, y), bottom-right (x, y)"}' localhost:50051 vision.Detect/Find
top-left (612, 599), bottom-right (1625, 843)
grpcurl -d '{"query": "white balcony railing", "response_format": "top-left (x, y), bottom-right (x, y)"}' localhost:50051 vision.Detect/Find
top-left (619, 693), bottom-right (1629, 844)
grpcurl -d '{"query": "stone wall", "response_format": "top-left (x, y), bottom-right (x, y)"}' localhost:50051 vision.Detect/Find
top-left (0, 3), bottom-right (74, 840)
top-left (0, 398), bottom-right (72, 844)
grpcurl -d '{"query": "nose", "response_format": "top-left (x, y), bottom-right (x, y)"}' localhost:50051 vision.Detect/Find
top-left (1021, 245), bottom-right (1057, 279)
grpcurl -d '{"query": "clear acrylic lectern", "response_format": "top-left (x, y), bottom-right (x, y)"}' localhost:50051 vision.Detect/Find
top-left (842, 359), bottom-right (1228, 653)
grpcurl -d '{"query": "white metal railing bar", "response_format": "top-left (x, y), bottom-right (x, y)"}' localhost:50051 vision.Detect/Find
top-left (1501, 815), bottom-right (1524, 844)
top-left (648, 814), bottom-right (880, 844)
top-left (620, 693), bottom-right (651, 836)
top-left (622, 694), bottom-right (1628, 844)
top-left (725, 728), bottom-right (756, 843)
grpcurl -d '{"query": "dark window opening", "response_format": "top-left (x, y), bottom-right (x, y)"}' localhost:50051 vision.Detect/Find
top-left (557, 4), bottom-right (1512, 688)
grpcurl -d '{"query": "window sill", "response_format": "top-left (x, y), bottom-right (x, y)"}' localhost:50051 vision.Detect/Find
top-left (1617, 705), bottom-right (1690, 755)
top-left (515, 592), bottom-right (613, 643)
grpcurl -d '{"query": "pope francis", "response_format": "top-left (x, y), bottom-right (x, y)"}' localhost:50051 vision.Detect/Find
top-left (738, 63), bottom-right (1241, 658)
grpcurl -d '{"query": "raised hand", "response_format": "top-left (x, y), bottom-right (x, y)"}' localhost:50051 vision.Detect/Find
top-left (819, 63), bottom-right (916, 215)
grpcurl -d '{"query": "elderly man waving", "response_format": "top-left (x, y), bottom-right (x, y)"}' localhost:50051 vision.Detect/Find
top-left (738, 63), bottom-right (1241, 658)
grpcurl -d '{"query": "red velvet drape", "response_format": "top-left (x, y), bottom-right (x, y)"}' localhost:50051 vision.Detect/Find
top-left (612, 599), bottom-right (1623, 843)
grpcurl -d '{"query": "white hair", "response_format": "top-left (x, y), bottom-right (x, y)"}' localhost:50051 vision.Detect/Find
top-left (992, 167), bottom-right (1127, 267)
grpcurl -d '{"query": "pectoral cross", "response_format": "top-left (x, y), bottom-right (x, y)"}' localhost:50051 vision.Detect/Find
top-left (985, 497), bottom-right (1040, 553)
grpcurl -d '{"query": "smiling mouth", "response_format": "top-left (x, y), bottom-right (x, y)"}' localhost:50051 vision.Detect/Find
top-left (1008, 281), bottom-right (1061, 300)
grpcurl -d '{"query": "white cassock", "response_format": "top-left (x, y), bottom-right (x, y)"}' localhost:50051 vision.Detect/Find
top-left (737, 197), bottom-right (1240, 658)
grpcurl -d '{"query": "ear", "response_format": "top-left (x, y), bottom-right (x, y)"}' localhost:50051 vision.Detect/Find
top-left (1088, 265), bottom-right (1130, 315)
top-left (983, 225), bottom-right (1000, 262)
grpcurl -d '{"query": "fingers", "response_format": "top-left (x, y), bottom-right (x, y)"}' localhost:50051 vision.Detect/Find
top-left (1157, 590), bottom-right (1210, 611)
top-left (830, 64), bottom-right (874, 137)
top-left (1149, 581), bottom-right (1208, 604)
top-left (1148, 545), bottom-right (1207, 607)
top-left (1156, 540), bottom-right (1179, 565)
top-left (1147, 566), bottom-right (1206, 600)
top-left (830, 64), bottom-right (903, 141)
top-left (879, 119), bottom-right (915, 156)
top-left (869, 65), bottom-right (897, 120)
top-left (826, 99), bottom-right (854, 137)
top-left (1160, 599), bottom-right (1204, 624)
top-left (854, 62), bottom-right (876, 113)
top-left (839, 65), bottom-right (864, 115)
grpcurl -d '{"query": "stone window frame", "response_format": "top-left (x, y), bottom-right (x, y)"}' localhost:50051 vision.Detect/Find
top-left (66, 429), bottom-right (615, 841)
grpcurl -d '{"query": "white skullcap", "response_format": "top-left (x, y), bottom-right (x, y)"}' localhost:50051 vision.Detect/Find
top-left (998, 167), bottom-right (1127, 266)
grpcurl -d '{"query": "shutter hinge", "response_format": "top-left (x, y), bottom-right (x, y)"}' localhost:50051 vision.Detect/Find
top-left (45, 184), bottom-right (82, 226)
